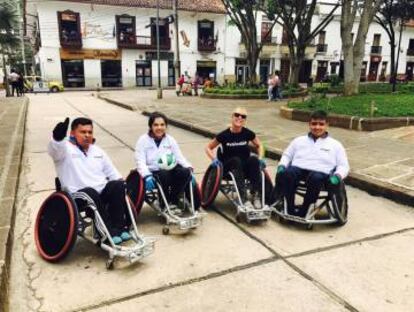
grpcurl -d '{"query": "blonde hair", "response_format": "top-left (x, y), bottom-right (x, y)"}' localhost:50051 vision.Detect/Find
top-left (232, 107), bottom-right (247, 116)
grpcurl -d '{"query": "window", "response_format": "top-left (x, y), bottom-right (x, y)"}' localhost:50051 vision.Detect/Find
top-left (261, 21), bottom-right (273, 43)
top-left (373, 34), bottom-right (381, 46)
top-left (58, 11), bottom-right (81, 47)
top-left (281, 27), bottom-right (289, 44)
top-left (198, 20), bottom-right (215, 51)
top-left (150, 17), bottom-right (169, 46)
top-left (116, 15), bottom-right (136, 46)
top-left (136, 61), bottom-right (152, 87)
top-left (318, 31), bottom-right (326, 44)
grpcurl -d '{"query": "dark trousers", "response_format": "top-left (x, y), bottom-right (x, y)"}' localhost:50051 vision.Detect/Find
top-left (153, 165), bottom-right (200, 208)
top-left (223, 156), bottom-right (261, 200)
top-left (77, 180), bottom-right (131, 236)
top-left (272, 86), bottom-right (281, 99)
top-left (11, 82), bottom-right (18, 96)
top-left (275, 166), bottom-right (329, 211)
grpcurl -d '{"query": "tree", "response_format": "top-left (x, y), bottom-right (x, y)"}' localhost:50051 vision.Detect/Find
top-left (340, 0), bottom-right (384, 96)
top-left (269, 0), bottom-right (339, 85)
top-left (374, 0), bottom-right (414, 91)
top-left (222, 0), bottom-right (278, 85)
top-left (0, 4), bottom-right (20, 96)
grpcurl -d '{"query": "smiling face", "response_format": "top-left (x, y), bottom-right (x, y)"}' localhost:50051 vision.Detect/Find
top-left (231, 107), bottom-right (247, 130)
top-left (309, 118), bottom-right (328, 138)
top-left (151, 117), bottom-right (167, 138)
top-left (71, 124), bottom-right (94, 150)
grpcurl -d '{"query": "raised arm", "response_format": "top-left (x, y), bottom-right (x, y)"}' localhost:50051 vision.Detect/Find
top-left (47, 117), bottom-right (69, 162)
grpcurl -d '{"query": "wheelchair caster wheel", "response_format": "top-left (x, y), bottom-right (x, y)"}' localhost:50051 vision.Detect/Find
top-left (236, 215), bottom-right (242, 223)
top-left (306, 223), bottom-right (314, 231)
top-left (106, 260), bottom-right (114, 270)
top-left (162, 226), bottom-right (170, 235)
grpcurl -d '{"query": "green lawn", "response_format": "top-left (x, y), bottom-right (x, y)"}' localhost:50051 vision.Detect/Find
top-left (288, 94), bottom-right (414, 117)
top-left (311, 82), bottom-right (414, 94)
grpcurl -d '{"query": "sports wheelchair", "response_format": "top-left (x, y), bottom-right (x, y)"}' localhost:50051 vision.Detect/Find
top-left (272, 179), bottom-right (348, 230)
top-left (34, 179), bottom-right (155, 270)
top-left (126, 170), bottom-right (205, 235)
top-left (201, 156), bottom-right (274, 224)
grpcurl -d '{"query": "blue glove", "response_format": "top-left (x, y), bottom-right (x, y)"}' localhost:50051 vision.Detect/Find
top-left (329, 174), bottom-right (341, 185)
top-left (144, 175), bottom-right (156, 191)
top-left (277, 165), bottom-right (286, 174)
top-left (191, 174), bottom-right (197, 186)
top-left (259, 159), bottom-right (266, 169)
top-left (211, 158), bottom-right (221, 167)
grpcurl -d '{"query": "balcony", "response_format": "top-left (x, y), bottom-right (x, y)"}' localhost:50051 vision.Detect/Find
top-left (370, 46), bottom-right (382, 54)
top-left (316, 43), bottom-right (327, 53)
top-left (261, 36), bottom-right (278, 45)
top-left (198, 39), bottom-right (216, 52)
top-left (60, 32), bottom-right (82, 48)
top-left (118, 35), bottom-right (171, 50)
top-left (407, 49), bottom-right (414, 56)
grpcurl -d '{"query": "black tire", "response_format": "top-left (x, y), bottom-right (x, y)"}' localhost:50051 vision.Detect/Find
top-left (201, 164), bottom-right (223, 209)
top-left (263, 169), bottom-right (274, 205)
top-left (331, 183), bottom-right (348, 226)
top-left (34, 191), bottom-right (78, 262)
top-left (126, 170), bottom-right (145, 216)
top-left (50, 86), bottom-right (59, 93)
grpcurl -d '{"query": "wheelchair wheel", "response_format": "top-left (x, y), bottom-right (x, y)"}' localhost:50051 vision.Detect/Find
top-left (34, 191), bottom-right (78, 262)
top-left (331, 183), bottom-right (348, 226)
top-left (126, 170), bottom-right (145, 216)
top-left (201, 164), bottom-right (223, 209)
top-left (263, 169), bottom-right (274, 205)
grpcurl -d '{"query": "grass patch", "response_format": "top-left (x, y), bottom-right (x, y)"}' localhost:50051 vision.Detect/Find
top-left (204, 84), bottom-right (303, 96)
top-left (288, 93), bottom-right (414, 117)
top-left (311, 82), bottom-right (414, 94)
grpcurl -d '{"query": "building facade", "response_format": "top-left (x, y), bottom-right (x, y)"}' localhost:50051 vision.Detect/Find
top-left (27, 0), bottom-right (414, 88)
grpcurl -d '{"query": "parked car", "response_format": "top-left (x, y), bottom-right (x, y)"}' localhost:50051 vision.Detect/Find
top-left (24, 76), bottom-right (64, 92)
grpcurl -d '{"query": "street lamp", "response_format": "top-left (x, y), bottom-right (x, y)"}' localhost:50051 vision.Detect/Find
top-left (156, 0), bottom-right (162, 99)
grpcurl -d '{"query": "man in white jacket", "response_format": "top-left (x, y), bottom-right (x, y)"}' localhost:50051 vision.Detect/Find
top-left (48, 117), bottom-right (131, 245)
top-left (274, 110), bottom-right (350, 217)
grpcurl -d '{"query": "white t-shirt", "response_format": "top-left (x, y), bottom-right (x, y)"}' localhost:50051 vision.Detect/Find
top-left (135, 133), bottom-right (191, 177)
top-left (279, 134), bottom-right (350, 178)
top-left (48, 139), bottom-right (122, 193)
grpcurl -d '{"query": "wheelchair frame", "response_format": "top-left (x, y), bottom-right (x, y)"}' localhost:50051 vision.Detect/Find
top-left (272, 180), bottom-right (348, 230)
top-left (201, 163), bottom-right (273, 224)
top-left (126, 170), bottom-right (205, 235)
top-left (35, 180), bottom-right (155, 270)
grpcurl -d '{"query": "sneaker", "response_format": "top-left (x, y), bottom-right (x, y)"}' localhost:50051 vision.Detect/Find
top-left (253, 197), bottom-right (262, 210)
top-left (120, 231), bottom-right (131, 242)
top-left (112, 236), bottom-right (122, 245)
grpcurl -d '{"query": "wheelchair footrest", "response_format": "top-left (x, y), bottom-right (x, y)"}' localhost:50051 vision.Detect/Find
top-left (241, 205), bottom-right (272, 221)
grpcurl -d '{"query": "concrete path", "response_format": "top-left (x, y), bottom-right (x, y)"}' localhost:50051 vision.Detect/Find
top-left (0, 97), bottom-right (27, 309)
top-left (7, 92), bottom-right (414, 311)
top-left (98, 90), bottom-right (414, 205)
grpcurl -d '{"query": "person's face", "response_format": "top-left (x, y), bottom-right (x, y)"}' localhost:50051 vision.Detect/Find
top-left (71, 124), bottom-right (94, 149)
top-left (309, 118), bottom-right (328, 138)
top-left (151, 117), bottom-right (167, 138)
top-left (232, 111), bottom-right (247, 128)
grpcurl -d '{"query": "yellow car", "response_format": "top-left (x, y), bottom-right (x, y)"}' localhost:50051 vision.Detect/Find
top-left (24, 76), bottom-right (64, 93)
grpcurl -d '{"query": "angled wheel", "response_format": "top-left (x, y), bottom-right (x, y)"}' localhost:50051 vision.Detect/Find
top-left (34, 191), bottom-right (78, 262)
top-left (126, 169), bottom-right (145, 216)
top-left (201, 163), bottom-right (223, 209)
top-left (330, 183), bottom-right (348, 226)
top-left (262, 168), bottom-right (274, 205)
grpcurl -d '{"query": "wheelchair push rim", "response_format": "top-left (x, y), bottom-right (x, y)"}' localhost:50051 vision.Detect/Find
top-left (201, 163), bottom-right (223, 209)
top-left (34, 191), bottom-right (78, 262)
top-left (126, 169), bottom-right (145, 216)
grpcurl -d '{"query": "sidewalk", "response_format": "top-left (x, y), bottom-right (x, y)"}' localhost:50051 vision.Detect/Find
top-left (98, 90), bottom-right (414, 206)
top-left (0, 96), bottom-right (27, 309)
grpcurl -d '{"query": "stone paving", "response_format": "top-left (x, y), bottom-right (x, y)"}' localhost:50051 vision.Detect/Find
top-left (0, 96), bottom-right (27, 309)
top-left (98, 89), bottom-right (414, 205)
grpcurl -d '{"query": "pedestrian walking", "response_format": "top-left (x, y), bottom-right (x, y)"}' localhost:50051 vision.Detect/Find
top-left (192, 73), bottom-right (201, 96)
top-left (17, 72), bottom-right (24, 97)
top-left (267, 74), bottom-right (274, 101)
top-left (9, 69), bottom-right (19, 97)
top-left (272, 70), bottom-right (282, 101)
top-left (176, 74), bottom-right (184, 96)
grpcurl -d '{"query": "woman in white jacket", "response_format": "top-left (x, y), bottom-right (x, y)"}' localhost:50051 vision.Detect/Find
top-left (134, 112), bottom-right (200, 208)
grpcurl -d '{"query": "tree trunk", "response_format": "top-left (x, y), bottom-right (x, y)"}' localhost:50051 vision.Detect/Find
top-left (1, 50), bottom-right (10, 97)
top-left (288, 46), bottom-right (305, 86)
top-left (246, 39), bottom-right (260, 85)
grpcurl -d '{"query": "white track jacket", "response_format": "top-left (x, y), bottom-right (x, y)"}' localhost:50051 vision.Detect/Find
top-left (135, 133), bottom-right (191, 177)
top-left (48, 139), bottom-right (122, 193)
top-left (279, 134), bottom-right (350, 178)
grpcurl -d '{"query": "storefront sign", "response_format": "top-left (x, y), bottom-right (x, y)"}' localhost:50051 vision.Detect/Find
top-left (145, 52), bottom-right (174, 60)
top-left (197, 60), bottom-right (216, 67)
top-left (60, 49), bottom-right (121, 60)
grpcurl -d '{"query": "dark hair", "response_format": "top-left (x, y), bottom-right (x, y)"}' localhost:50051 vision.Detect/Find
top-left (71, 117), bottom-right (93, 130)
top-left (310, 110), bottom-right (328, 121)
top-left (275, 70), bottom-right (280, 75)
top-left (148, 111), bottom-right (168, 128)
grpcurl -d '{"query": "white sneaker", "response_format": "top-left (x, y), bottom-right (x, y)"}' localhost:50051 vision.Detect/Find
top-left (253, 198), bottom-right (262, 210)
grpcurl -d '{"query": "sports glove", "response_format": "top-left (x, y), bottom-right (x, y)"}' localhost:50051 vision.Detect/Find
top-left (259, 159), bottom-right (266, 169)
top-left (144, 175), bottom-right (156, 191)
top-left (277, 165), bottom-right (286, 174)
top-left (191, 174), bottom-right (197, 186)
top-left (329, 174), bottom-right (341, 185)
top-left (53, 117), bottom-right (69, 141)
top-left (211, 158), bottom-right (221, 167)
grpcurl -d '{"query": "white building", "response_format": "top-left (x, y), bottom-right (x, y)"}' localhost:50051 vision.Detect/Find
top-left (26, 0), bottom-right (227, 88)
top-left (26, 0), bottom-right (414, 88)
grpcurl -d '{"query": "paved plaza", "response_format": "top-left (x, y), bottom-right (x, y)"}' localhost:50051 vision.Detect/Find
top-left (1, 92), bottom-right (412, 311)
